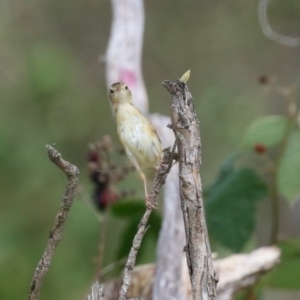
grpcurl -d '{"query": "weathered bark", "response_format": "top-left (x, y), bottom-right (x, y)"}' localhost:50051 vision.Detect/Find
top-left (118, 148), bottom-right (175, 300)
top-left (163, 79), bottom-right (218, 300)
top-left (88, 282), bottom-right (105, 300)
top-left (152, 164), bottom-right (185, 300)
top-left (215, 247), bottom-right (280, 300)
top-left (118, 207), bottom-right (152, 300)
top-left (101, 246), bottom-right (280, 300)
top-left (29, 146), bottom-right (79, 300)
top-left (150, 115), bottom-right (186, 300)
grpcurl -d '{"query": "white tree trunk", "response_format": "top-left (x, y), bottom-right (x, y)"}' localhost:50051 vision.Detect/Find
top-left (105, 0), bottom-right (148, 113)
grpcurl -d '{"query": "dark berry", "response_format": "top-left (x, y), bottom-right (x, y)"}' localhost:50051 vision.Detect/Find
top-left (94, 187), bottom-right (118, 211)
top-left (87, 150), bottom-right (99, 163)
top-left (254, 143), bottom-right (267, 154)
top-left (258, 75), bottom-right (269, 85)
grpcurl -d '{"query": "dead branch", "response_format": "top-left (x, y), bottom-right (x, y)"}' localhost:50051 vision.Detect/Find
top-left (118, 208), bottom-right (152, 300)
top-left (118, 147), bottom-right (174, 300)
top-left (88, 282), bottom-right (105, 300)
top-left (258, 0), bottom-right (300, 47)
top-left (101, 246), bottom-right (280, 300)
top-left (29, 145), bottom-right (79, 300)
top-left (215, 246), bottom-right (280, 300)
top-left (163, 77), bottom-right (218, 300)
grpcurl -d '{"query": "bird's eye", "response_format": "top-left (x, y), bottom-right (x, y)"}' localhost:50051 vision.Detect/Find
top-left (125, 85), bottom-right (128, 90)
top-left (110, 89), bottom-right (114, 94)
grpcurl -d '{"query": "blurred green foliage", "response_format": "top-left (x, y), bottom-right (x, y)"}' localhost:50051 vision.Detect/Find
top-left (110, 199), bottom-right (161, 264)
top-left (278, 130), bottom-right (300, 203)
top-left (262, 238), bottom-right (300, 289)
top-left (205, 154), bottom-right (268, 252)
top-left (241, 116), bottom-right (288, 148)
top-left (1, 0), bottom-right (300, 299)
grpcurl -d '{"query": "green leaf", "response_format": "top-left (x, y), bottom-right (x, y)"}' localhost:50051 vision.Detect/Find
top-left (241, 116), bottom-right (288, 148)
top-left (278, 129), bottom-right (300, 205)
top-left (111, 199), bottom-right (162, 263)
top-left (262, 238), bottom-right (300, 289)
top-left (279, 238), bottom-right (300, 257)
top-left (205, 153), bottom-right (239, 195)
top-left (110, 199), bottom-right (145, 218)
top-left (115, 211), bottom-right (162, 263)
top-left (116, 217), bottom-right (140, 260)
top-left (148, 210), bottom-right (162, 240)
top-left (205, 165), bottom-right (268, 252)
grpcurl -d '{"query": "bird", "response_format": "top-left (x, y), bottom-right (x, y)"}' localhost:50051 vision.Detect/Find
top-left (109, 82), bottom-right (162, 206)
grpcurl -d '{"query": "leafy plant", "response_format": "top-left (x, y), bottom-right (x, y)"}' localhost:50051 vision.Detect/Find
top-left (110, 199), bottom-right (162, 263)
top-left (205, 154), bottom-right (267, 252)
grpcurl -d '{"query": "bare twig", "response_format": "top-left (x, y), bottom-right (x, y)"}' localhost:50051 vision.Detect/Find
top-left (150, 115), bottom-right (185, 300)
top-left (258, 0), bottom-right (300, 47)
top-left (118, 208), bottom-right (151, 300)
top-left (29, 145), bottom-right (79, 300)
top-left (98, 258), bottom-right (127, 277)
top-left (118, 147), bottom-right (174, 300)
top-left (216, 246), bottom-right (280, 300)
top-left (94, 213), bottom-right (109, 281)
top-left (163, 77), bottom-right (218, 300)
top-left (101, 246), bottom-right (280, 300)
top-left (88, 282), bottom-right (105, 300)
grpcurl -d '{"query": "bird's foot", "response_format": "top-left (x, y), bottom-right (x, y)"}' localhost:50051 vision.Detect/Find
top-left (155, 162), bottom-right (168, 171)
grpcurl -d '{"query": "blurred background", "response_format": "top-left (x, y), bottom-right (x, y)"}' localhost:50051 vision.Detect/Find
top-left (1, 0), bottom-right (300, 299)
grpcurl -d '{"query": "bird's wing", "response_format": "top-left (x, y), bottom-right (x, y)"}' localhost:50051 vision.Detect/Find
top-left (116, 103), bottom-right (162, 167)
top-left (148, 122), bottom-right (161, 143)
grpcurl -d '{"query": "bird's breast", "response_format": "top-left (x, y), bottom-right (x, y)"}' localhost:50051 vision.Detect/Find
top-left (115, 103), bottom-right (162, 168)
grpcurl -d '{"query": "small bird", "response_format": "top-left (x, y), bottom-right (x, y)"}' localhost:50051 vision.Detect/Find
top-left (109, 82), bottom-right (162, 206)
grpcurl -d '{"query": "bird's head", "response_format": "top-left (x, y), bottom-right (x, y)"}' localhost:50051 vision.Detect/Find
top-left (109, 82), bottom-right (133, 105)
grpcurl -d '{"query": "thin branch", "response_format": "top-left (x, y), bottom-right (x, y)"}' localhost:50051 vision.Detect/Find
top-left (258, 0), bottom-right (300, 47)
top-left (216, 246), bottom-right (280, 300)
top-left (100, 246), bottom-right (280, 300)
top-left (163, 77), bottom-right (218, 300)
top-left (150, 115), bottom-right (185, 300)
top-left (118, 147), bottom-right (174, 300)
top-left (98, 258), bottom-right (127, 277)
top-left (94, 213), bottom-right (109, 281)
top-left (88, 282), bottom-right (105, 300)
top-left (118, 209), bottom-right (151, 300)
top-left (28, 145), bottom-right (79, 300)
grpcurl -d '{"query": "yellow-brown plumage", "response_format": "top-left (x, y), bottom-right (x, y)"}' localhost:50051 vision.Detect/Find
top-left (109, 82), bottom-right (162, 205)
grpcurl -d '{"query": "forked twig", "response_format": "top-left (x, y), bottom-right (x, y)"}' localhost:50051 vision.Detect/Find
top-left (29, 145), bottom-right (79, 300)
top-left (118, 146), bottom-right (174, 300)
